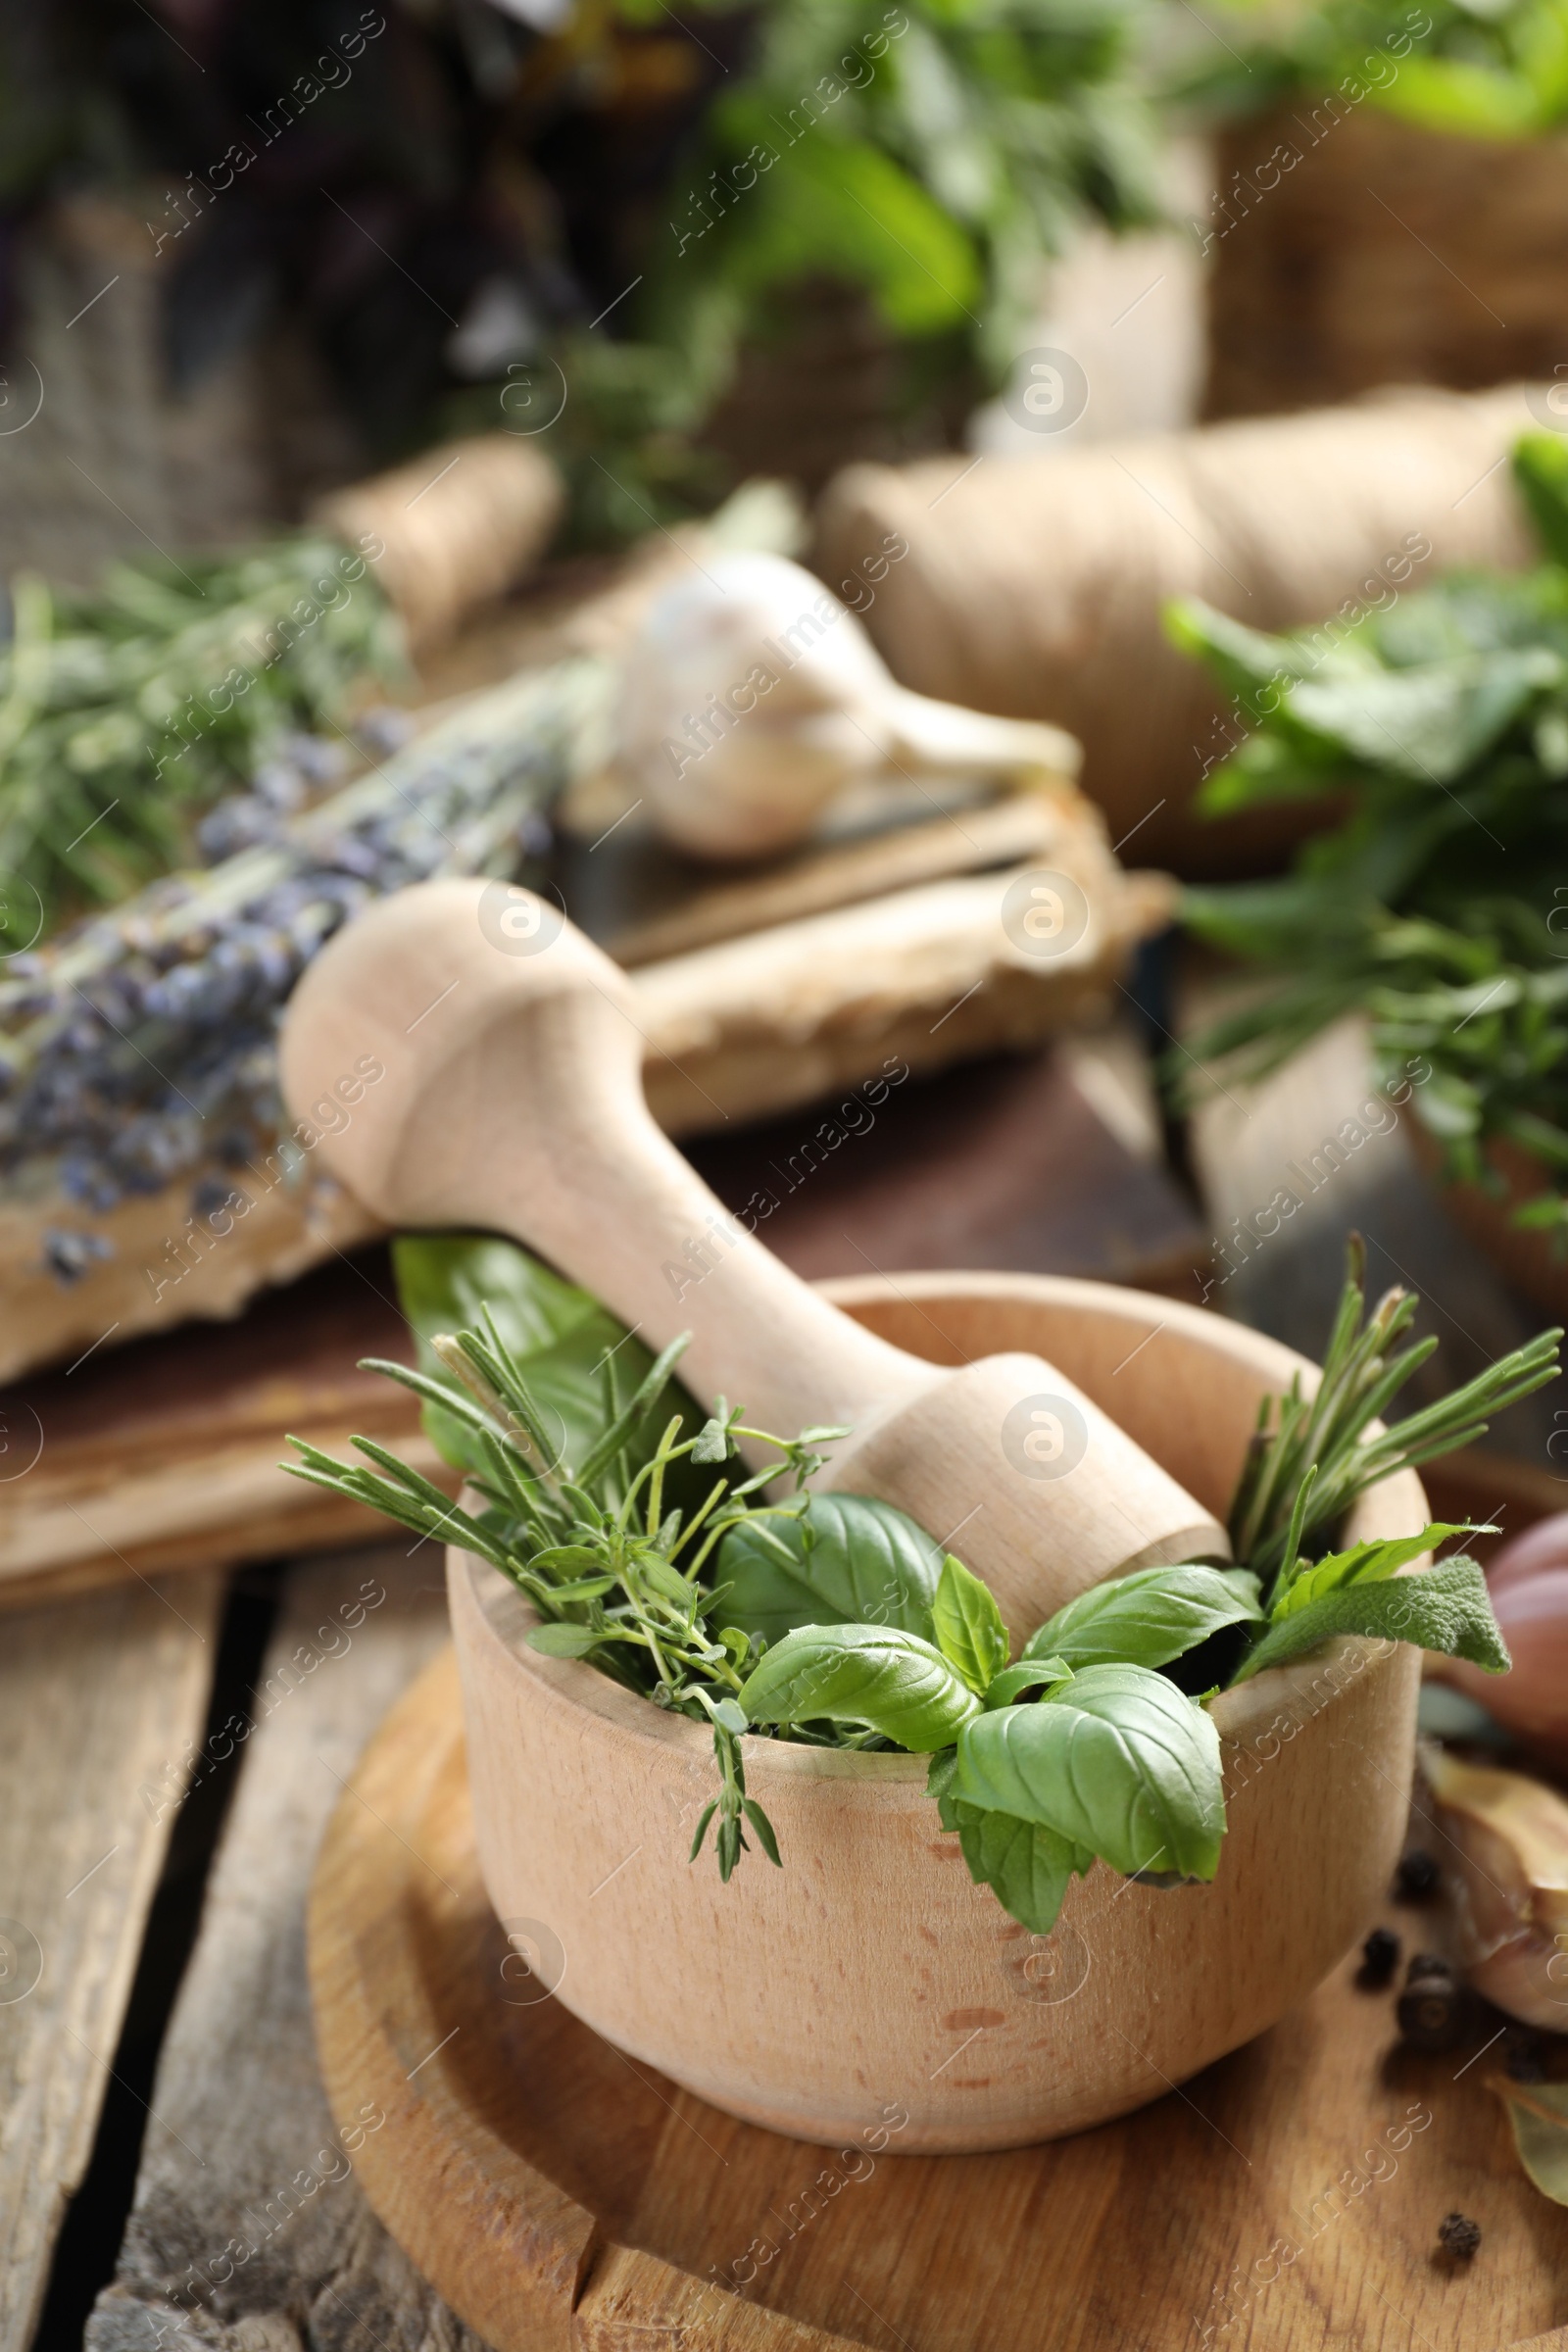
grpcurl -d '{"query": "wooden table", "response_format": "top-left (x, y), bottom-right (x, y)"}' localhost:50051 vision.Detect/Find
top-left (8, 1026), bottom-right (1566, 2352)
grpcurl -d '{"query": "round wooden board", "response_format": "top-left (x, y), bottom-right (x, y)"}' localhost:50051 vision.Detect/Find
top-left (309, 1642), bottom-right (1568, 2352)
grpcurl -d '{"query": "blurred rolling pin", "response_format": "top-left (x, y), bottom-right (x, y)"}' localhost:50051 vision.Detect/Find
top-left (278, 877), bottom-right (1227, 1631)
top-left (0, 810), bottom-right (1164, 1384)
top-left (314, 432), bottom-right (564, 655)
top-left (814, 384), bottom-right (1544, 876)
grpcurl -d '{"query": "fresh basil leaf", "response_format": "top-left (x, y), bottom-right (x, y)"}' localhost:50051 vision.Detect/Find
top-left (392, 1233), bottom-right (709, 1500)
top-left (1270, 1524), bottom-right (1472, 1621)
top-left (953, 1802), bottom-right (1091, 1936)
top-left (1234, 1553), bottom-right (1508, 1682)
top-left (738, 1625), bottom-right (981, 1750)
top-left (712, 1493), bottom-right (941, 1648)
top-left (526, 1623), bottom-right (609, 1658)
top-left (954, 1664), bottom-right (1225, 1882)
top-left (984, 1658), bottom-right (1073, 1708)
top-left (1023, 1565), bottom-right (1263, 1672)
top-left (931, 1552), bottom-right (1010, 1693)
top-left (927, 1746), bottom-right (960, 1831)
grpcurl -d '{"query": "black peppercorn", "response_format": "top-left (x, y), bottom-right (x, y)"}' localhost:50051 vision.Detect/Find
top-left (1357, 1926), bottom-right (1400, 1987)
top-left (1397, 1955), bottom-right (1462, 2051)
top-left (1394, 1849), bottom-right (1441, 1901)
top-left (1439, 2212), bottom-right (1482, 2259)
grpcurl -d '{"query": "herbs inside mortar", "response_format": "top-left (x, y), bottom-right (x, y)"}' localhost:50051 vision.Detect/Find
top-left (286, 1235), bottom-right (1557, 1936)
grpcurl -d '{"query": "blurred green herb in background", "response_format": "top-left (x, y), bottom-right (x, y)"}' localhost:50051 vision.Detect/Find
top-left (1174, 0), bottom-right (1568, 138)
top-left (1172, 431), bottom-right (1568, 1235)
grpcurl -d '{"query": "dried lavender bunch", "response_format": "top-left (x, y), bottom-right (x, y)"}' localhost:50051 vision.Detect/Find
top-left (0, 657), bottom-right (609, 1267)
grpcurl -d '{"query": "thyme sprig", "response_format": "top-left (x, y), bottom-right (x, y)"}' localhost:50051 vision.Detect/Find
top-left (287, 1306), bottom-right (848, 1883)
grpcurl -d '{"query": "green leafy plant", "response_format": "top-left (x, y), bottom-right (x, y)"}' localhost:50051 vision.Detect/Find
top-left (285, 1231), bottom-right (1552, 1931)
top-left (1173, 433), bottom-right (1568, 1237)
top-left (532, 0), bottom-right (1165, 537)
top-left (1173, 0), bottom-right (1568, 141)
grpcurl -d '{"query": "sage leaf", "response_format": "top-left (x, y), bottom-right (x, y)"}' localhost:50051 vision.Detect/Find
top-left (713, 1492), bottom-right (941, 1648)
top-left (738, 1624), bottom-right (982, 1749)
top-left (1023, 1564), bottom-right (1263, 1672)
top-left (953, 1663), bottom-right (1225, 1882)
top-left (1492, 2078), bottom-right (1568, 2207)
top-left (1270, 1524), bottom-right (1470, 1620)
top-left (1234, 1553), bottom-right (1509, 1682)
top-left (526, 1623), bottom-right (609, 1658)
top-left (953, 1802), bottom-right (1093, 1936)
top-left (931, 1552), bottom-right (1010, 1693)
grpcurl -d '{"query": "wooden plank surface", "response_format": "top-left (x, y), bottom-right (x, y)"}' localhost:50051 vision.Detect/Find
top-left (309, 1641), bottom-right (1568, 2352)
top-left (85, 1546), bottom-right (481, 2352)
top-left (1, 1571), bottom-right (220, 2352)
top-left (0, 1254), bottom-right (451, 1612)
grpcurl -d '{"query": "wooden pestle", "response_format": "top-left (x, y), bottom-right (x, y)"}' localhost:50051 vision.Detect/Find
top-left (278, 878), bottom-right (1228, 1634)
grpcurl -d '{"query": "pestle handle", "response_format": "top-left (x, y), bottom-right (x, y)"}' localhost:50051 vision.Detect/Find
top-left (279, 880), bottom-right (1228, 1632)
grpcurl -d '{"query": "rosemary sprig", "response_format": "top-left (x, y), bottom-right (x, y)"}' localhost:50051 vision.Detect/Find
top-left (0, 535), bottom-right (404, 931)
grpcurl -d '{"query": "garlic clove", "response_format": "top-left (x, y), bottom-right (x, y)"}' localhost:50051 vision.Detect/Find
top-left (1485, 1510), bottom-right (1568, 1594)
top-left (1421, 1740), bottom-right (1568, 2030)
top-left (882, 683), bottom-right (1079, 784)
top-left (618, 551), bottom-right (1078, 862)
top-left (1438, 1567), bottom-right (1568, 1765)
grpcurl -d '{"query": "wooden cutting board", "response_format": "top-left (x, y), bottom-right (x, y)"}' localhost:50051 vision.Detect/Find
top-left (309, 1642), bottom-right (1568, 2352)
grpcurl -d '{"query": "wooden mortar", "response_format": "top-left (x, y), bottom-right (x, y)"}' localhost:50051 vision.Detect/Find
top-left (448, 1271), bottom-right (1427, 2155)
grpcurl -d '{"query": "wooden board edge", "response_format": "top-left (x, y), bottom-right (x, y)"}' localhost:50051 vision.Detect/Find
top-left (0, 1490), bottom-right (429, 1613)
top-left (574, 2241), bottom-right (861, 2352)
top-left (308, 1642), bottom-right (599, 2352)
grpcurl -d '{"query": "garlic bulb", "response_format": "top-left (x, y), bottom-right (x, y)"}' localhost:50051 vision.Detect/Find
top-left (1436, 1514), bottom-right (1568, 1765)
top-left (1484, 1509), bottom-right (1568, 1594)
top-left (617, 551), bottom-right (1080, 861)
top-left (1421, 1742), bottom-right (1568, 2030)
